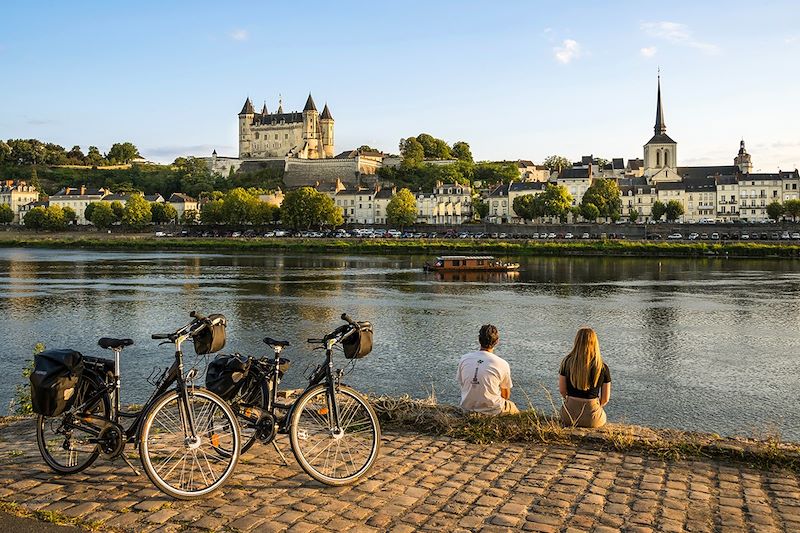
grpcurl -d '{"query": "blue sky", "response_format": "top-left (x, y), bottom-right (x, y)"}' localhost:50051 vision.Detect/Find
top-left (1, 1), bottom-right (798, 170)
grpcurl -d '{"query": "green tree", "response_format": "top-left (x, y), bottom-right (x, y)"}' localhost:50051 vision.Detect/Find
top-left (107, 142), bottom-right (141, 164)
top-left (200, 199), bottom-right (225, 224)
top-left (174, 157), bottom-right (216, 196)
top-left (0, 204), bottom-right (14, 224)
top-left (512, 194), bottom-right (540, 222)
top-left (581, 179), bottom-right (622, 219)
top-left (581, 202), bottom-right (600, 222)
top-left (90, 202), bottom-right (116, 229)
top-left (766, 201), bottom-right (785, 222)
top-left (222, 187), bottom-right (257, 224)
top-left (62, 206), bottom-right (77, 225)
top-left (66, 145), bottom-right (85, 164)
top-left (399, 137), bottom-right (424, 168)
top-left (86, 146), bottom-right (105, 166)
top-left (24, 206), bottom-right (46, 229)
top-left (357, 145), bottom-right (379, 152)
top-left (151, 202), bottom-right (177, 224)
top-left (386, 188), bottom-right (417, 227)
top-left (539, 183), bottom-right (573, 221)
top-left (122, 193), bottom-right (152, 229)
top-left (110, 200), bottom-right (125, 221)
top-left (473, 197), bottom-right (488, 220)
top-left (42, 205), bottom-right (67, 230)
top-left (30, 167), bottom-right (41, 193)
top-left (281, 187), bottom-right (343, 230)
top-left (452, 141), bottom-right (473, 163)
top-left (783, 199), bottom-right (800, 221)
top-left (181, 209), bottom-right (199, 224)
top-left (628, 208), bottom-right (640, 223)
top-left (0, 140), bottom-right (10, 163)
top-left (416, 133), bottom-right (451, 159)
top-left (84, 202), bottom-right (98, 222)
top-left (542, 155), bottom-right (572, 172)
top-left (474, 162), bottom-right (519, 184)
top-left (651, 200), bottom-right (666, 221)
top-left (249, 201), bottom-right (274, 225)
top-left (665, 200), bottom-right (685, 222)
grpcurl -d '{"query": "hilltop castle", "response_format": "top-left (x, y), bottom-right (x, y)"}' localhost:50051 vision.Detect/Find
top-left (238, 94), bottom-right (334, 159)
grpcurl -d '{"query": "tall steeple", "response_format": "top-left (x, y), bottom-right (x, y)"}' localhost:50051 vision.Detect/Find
top-left (320, 103), bottom-right (333, 120)
top-left (261, 101), bottom-right (268, 115)
top-left (239, 97), bottom-right (254, 115)
top-left (654, 72), bottom-right (666, 135)
top-left (303, 93), bottom-right (317, 112)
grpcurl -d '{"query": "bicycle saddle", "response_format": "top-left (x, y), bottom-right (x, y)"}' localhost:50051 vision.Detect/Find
top-left (98, 337), bottom-right (134, 350)
top-left (263, 337), bottom-right (290, 347)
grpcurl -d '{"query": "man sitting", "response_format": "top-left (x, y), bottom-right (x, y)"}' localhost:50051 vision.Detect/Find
top-left (457, 324), bottom-right (519, 415)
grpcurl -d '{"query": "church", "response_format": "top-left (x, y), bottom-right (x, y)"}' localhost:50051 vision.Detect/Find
top-left (238, 94), bottom-right (334, 160)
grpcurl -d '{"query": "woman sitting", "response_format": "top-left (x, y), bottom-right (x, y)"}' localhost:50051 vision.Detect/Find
top-left (558, 327), bottom-right (611, 428)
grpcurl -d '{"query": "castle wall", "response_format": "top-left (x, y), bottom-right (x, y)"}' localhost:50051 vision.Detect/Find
top-left (283, 159), bottom-right (362, 188)
top-left (246, 122), bottom-right (304, 158)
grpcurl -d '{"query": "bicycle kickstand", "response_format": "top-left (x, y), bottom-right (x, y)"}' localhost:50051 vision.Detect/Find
top-left (272, 440), bottom-right (290, 466)
top-left (120, 453), bottom-right (142, 476)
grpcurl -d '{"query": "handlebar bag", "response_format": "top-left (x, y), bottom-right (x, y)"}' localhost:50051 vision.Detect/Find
top-left (193, 314), bottom-right (227, 355)
top-left (29, 349), bottom-right (84, 416)
top-left (205, 354), bottom-right (251, 400)
top-left (343, 322), bottom-right (373, 359)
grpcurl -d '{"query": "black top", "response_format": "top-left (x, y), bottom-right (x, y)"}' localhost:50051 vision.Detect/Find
top-left (560, 360), bottom-right (611, 399)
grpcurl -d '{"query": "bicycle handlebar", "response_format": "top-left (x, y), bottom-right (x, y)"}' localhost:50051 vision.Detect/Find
top-left (341, 313), bottom-right (357, 326)
top-left (151, 311), bottom-right (220, 343)
top-left (306, 313), bottom-right (361, 345)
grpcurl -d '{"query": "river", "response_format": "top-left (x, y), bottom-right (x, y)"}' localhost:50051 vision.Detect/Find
top-left (1, 247), bottom-right (798, 440)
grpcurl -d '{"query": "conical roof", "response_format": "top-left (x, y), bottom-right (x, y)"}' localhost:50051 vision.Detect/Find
top-left (303, 93), bottom-right (317, 112)
top-left (654, 75), bottom-right (666, 135)
top-left (261, 102), bottom-right (268, 115)
top-left (239, 97), bottom-right (254, 115)
top-left (320, 103), bottom-right (333, 120)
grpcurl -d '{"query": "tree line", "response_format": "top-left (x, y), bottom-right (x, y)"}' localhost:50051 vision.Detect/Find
top-left (0, 139), bottom-right (141, 166)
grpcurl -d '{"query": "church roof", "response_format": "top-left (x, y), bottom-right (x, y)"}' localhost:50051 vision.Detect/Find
top-left (678, 166), bottom-right (739, 179)
top-left (239, 98), bottom-right (254, 115)
top-left (320, 104), bottom-right (333, 120)
top-left (303, 94), bottom-right (317, 112)
top-left (654, 76), bottom-right (666, 135)
top-left (645, 133), bottom-right (677, 145)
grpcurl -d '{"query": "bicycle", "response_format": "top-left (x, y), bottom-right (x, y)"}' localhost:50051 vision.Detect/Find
top-left (34, 312), bottom-right (241, 499)
top-left (209, 313), bottom-right (380, 485)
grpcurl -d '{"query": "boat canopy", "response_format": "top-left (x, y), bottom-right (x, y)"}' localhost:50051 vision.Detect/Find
top-left (436, 256), bottom-right (496, 261)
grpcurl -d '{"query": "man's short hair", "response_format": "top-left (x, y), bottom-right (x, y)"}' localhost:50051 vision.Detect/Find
top-left (479, 324), bottom-right (499, 349)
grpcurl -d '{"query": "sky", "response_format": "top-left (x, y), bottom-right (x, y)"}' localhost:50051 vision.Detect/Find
top-left (1, 0), bottom-right (799, 171)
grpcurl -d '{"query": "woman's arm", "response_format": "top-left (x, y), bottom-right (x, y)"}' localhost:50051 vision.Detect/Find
top-left (558, 375), bottom-right (568, 398)
top-left (500, 387), bottom-right (510, 400)
top-left (599, 382), bottom-right (611, 407)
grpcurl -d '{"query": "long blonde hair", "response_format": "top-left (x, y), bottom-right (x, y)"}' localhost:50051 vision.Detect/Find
top-left (562, 327), bottom-right (603, 390)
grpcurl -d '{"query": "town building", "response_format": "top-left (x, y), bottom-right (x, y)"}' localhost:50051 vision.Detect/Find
top-left (49, 186), bottom-right (109, 224)
top-left (168, 193), bottom-right (198, 222)
top-left (417, 182), bottom-right (473, 225)
top-left (0, 180), bottom-right (39, 223)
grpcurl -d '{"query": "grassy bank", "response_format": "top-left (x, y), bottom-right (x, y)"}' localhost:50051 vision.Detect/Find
top-left (2, 233), bottom-right (800, 258)
top-left (370, 395), bottom-right (800, 472)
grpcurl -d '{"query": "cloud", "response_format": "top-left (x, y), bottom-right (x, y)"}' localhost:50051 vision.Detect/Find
top-left (641, 21), bottom-right (720, 55)
top-left (553, 39), bottom-right (581, 64)
top-left (229, 29), bottom-right (249, 42)
top-left (27, 118), bottom-right (56, 126)
top-left (640, 46), bottom-right (657, 58)
top-left (786, 35), bottom-right (799, 44)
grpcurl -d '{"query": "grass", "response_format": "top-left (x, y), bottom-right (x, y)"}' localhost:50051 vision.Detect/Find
top-left (2, 234), bottom-right (800, 258)
top-left (369, 393), bottom-right (800, 472)
top-left (0, 501), bottom-right (105, 531)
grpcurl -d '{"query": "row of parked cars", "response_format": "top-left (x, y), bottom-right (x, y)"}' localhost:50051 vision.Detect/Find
top-left (653, 231), bottom-right (800, 241)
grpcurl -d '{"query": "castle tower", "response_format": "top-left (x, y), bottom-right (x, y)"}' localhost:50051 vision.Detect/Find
top-left (734, 139), bottom-right (753, 174)
top-left (643, 74), bottom-right (678, 177)
top-left (238, 97), bottom-right (255, 158)
top-left (302, 93), bottom-right (322, 159)
top-left (320, 103), bottom-right (334, 158)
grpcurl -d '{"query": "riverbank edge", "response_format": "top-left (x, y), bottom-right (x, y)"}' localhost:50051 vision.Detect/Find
top-left (2, 234), bottom-right (800, 258)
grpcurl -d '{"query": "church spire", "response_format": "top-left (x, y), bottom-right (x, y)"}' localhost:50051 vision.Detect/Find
top-left (654, 73), bottom-right (666, 135)
top-left (303, 93), bottom-right (317, 112)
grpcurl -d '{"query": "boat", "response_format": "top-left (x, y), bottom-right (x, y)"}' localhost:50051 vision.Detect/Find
top-left (423, 255), bottom-right (520, 272)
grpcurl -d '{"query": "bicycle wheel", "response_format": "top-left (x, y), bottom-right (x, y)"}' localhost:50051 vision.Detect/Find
top-left (214, 380), bottom-right (269, 458)
top-left (139, 388), bottom-right (240, 499)
top-left (36, 375), bottom-right (110, 474)
top-left (289, 384), bottom-right (381, 485)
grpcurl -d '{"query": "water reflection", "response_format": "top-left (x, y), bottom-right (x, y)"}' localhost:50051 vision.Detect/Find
top-left (0, 247), bottom-right (799, 441)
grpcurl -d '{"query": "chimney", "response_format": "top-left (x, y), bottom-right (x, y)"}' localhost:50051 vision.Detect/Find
top-left (80, 185), bottom-right (86, 195)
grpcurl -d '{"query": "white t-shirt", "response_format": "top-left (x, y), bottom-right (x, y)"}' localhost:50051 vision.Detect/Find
top-left (457, 350), bottom-right (513, 415)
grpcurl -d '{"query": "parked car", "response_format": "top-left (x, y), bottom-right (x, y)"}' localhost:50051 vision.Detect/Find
top-left (792, 232), bottom-right (800, 240)
top-left (700, 233), bottom-right (709, 239)
top-left (564, 233), bottom-right (574, 239)
top-left (688, 232), bottom-right (699, 240)
top-left (711, 232), bottom-right (720, 240)
top-left (581, 232), bottom-right (590, 239)
top-left (740, 233), bottom-right (750, 240)
top-left (646, 234), bottom-right (662, 240)
top-left (667, 233), bottom-right (683, 240)
top-left (771, 233), bottom-right (780, 240)
top-left (498, 233), bottom-right (508, 239)
top-left (547, 233), bottom-right (556, 239)
top-left (781, 231), bottom-right (791, 240)
top-left (154, 231), bottom-right (166, 237)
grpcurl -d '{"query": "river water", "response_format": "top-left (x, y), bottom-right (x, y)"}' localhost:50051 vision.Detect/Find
top-left (1, 247), bottom-right (798, 440)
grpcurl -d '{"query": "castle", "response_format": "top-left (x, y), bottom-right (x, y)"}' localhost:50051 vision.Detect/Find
top-left (238, 94), bottom-right (334, 159)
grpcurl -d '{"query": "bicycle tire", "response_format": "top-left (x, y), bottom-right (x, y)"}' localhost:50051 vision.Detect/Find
top-left (214, 379), bottom-right (269, 457)
top-left (289, 384), bottom-right (381, 486)
top-left (36, 375), bottom-right (110, 475)
top-left (139, 388), bottom-right (240, 499)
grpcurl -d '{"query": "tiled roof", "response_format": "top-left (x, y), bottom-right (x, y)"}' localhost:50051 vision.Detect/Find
top-left (678, 166), bottom-right (739, 179)
top-left (646, 133), bottom-right (677, 145)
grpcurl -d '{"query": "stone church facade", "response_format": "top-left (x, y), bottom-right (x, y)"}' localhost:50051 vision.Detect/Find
top-left (238, 94), bottom-right (334, 160)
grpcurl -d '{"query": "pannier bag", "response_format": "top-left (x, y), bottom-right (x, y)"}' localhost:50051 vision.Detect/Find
top-left (343, 322), bottom-right (373, 359)
top-left (30, 349), bottom-right (84, 416)
top-left (205, 354), bottom-right (251, 400)
top-left (193, 314), bottom-right (227, 355)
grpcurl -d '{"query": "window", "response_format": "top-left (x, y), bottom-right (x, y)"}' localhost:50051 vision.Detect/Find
top-left (274, 134), bottom-right (278, 140)
top-left (255, 133), bottom-right (259, 139)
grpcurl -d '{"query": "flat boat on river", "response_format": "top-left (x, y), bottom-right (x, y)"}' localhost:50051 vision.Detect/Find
top-left (423, 255), bottom-right (520, 272)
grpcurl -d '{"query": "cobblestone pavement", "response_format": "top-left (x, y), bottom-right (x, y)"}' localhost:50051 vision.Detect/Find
top-left (1, 419), bottom-right (799, 532)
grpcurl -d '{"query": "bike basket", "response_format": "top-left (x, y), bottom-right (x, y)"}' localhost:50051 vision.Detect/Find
top-left (29, 349), bottom-right (84, 416)
top-left (193, 313), bottom-right (227, 355)
top-left (343, 322), bottom-right (373, 359)
top-left (205, 354), bottom-right (251, 400)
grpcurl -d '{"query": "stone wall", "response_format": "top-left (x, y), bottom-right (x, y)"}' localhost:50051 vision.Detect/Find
top-left (283, 158), bottom-right (361, 188)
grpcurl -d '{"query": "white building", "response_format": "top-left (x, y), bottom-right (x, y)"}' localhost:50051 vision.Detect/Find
top-left (0, 180), bottom-right (39, 223)
top-left (49, 186), bottom-right (109, 224)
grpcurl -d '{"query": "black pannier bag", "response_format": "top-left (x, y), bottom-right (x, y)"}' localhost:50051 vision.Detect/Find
top-left (193, 314), bottom-right (227, 355)
top-left (205, 354), bottom-right (251, 400)
top-left (342, 322), bottom-right (373, 359)
top-left (29, 349), bottom-right (84, 416)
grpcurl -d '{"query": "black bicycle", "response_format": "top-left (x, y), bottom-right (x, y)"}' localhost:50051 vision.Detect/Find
top-left (206, 313), bottom-right (380, 485)
top-left (33, 312), bottom-right (241, 499)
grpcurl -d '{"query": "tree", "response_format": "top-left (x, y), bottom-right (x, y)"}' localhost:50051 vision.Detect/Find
top-left (539, 183), bottom-right (573, 220)
top-left (357, 145), bottom-right (379, 152)
top-left (181, 209), bottom-right (199, 224)
top-left (399, 137), bottom-right (424, 168)
top-left (84, 202), bottom-right (98, 222)
top-left (473, 197), bottom-right (488, 220)
top-left (581, 203), bottom-right (600, 222)
top-left (107, 142), bottom-right (141, 164)
top-left (222, 188), bottom-right (257, 224)
top-left (783, 199), bottom-right (800, 221)
top-left (0, 204), bottom-right (14, 224)
top-left (665, 200), bottom-right (685, 222)
top-left (121, 193), bottom-right (152, 229)
top-left (42, 205), bottom-right (67, 230)
top-left (543, 155), bottom-right (572, 172)
top-left (62, 206), bottom-right (77, 225)
top-left (66, 145), bottom-right (85, 164)
top-left (581, 179), bottom-right (622, 219)
top-left (474, 162), bottom-right (519, 185)
top-left (415, 133), bottom-right (451, 159)
top-left (386, 188), bottom-right (417, 227)
top-left (110, 200), bottom-right (125, 221)
top-left (30, 167), bottom-right (41, 193)
top-left (651, 200), bottom-right (666, 221)
top-left (249, 201), bottom-right (274, 225)
top-left (281, 187), bottom-right (343, 230)
top-left (90, 202), bottom-right (116, 229)
top-left (86, 146), bottom-right (105, 166)
top-left (452, 141), bottom-right (473, 163)
top-left (0, 140), bottom-right (10, 163)
top-left (512, 194), bottom-right (540, 222)
top-left (767, 201), bottom-right (785, 222)
top-left (151, 202), bottom-right (177, 224)
top-left (24, 206), bottom-right (47, 229)
top-left (628, 208), bottom-right (640, 223)
top-left (200, 199), bottom-right (225, 224)
top-left (174, 157), bottom-right (216, 197)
